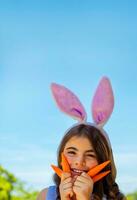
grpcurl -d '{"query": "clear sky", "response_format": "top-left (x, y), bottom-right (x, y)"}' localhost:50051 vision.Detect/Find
top-left (0, 0), bottom-right (137, 194)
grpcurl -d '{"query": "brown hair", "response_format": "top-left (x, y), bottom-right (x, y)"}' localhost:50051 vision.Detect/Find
top-left (53, 124), bottom-right (126, 200)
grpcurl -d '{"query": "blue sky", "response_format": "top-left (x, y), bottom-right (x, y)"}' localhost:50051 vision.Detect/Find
top-left (0, 0), bottom-right (137, 194)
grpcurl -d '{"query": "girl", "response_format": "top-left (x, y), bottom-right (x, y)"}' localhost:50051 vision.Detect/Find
top-left (37, 77), bottom-right (126, 200)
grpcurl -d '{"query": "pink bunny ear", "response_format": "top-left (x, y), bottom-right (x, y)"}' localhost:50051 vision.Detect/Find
top-left (92, 77), bottom-right (114, 126)
top-left (51, 83), bottom-right (87, 122)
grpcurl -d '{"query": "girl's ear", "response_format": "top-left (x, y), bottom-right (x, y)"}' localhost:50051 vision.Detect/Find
top-left (91, 77), bottom-right (114, 127)
top-left (51, 83), bottom-right (87, 122)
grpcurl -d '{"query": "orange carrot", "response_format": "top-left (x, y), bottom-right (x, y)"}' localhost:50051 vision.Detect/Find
top-left (51, 165), bottom-right (63, 178)
top-left (92, 170), bottom-right (110, 183)
top-left (51, 159), bottom-right (110, 182)
top-left (61, 153), bottom-right (71, 173)
top-left (87, 160), bottom-right (110, 177)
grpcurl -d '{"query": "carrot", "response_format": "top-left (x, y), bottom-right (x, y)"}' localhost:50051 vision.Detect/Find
top-left (51, 165), bottom-right (63, 178)
top-left (87, 160), bottom-right (110, 177)
top-left (92, 170), bottom-right (110, 183)
top-left (51, 159), bottom-right (110, 182)
top-left (61, 153), bottom-right (71, 173)
top-left (51, 153), bottom-right (70, 178)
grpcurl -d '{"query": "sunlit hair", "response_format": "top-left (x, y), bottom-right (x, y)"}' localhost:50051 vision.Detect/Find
top-left (53, 124), bottom-right (126, 200)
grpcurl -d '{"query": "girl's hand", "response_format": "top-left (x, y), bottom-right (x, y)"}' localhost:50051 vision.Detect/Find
top-left (59, 172), bottom-right (73, 200)
top-left (73, 172), bottom-right (93, 200)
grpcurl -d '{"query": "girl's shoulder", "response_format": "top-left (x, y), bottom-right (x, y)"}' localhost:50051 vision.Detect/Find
top-left (37, 185), bottom-right (57, 200)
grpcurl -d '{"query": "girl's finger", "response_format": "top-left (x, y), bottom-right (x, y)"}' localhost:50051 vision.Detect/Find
top-left (62, 177), bottom-right (72, 185)
top-left (76, 173), bottom-right (90, 183)
top-left (63, 182), bottom-right (73, 190)
top-left (73, 181), bottom-right (83, 188)
top-left (61, 172), bottom-right (71, 181)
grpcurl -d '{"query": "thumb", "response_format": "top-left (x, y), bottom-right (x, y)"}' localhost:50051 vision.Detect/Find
top-left (70, 191), bottom-right (73, 197)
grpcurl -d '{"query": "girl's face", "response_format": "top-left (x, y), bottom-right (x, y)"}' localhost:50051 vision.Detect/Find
top-left (63, 136), bottom-right (98, 179)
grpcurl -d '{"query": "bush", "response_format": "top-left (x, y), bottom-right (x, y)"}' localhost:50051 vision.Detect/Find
top-left (0, 165), bottom-right (38, 200)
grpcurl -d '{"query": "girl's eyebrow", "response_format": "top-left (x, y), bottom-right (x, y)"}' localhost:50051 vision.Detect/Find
top-left (85, 149), bottom-right (95, 153)
top-left (66, 147), bottom-right (77, 151)
top-left (66, 147), bottom-right (94, 153)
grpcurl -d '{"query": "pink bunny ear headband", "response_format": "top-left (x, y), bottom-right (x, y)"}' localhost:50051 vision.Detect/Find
top-left (50, 76), bottom-right (114, 147)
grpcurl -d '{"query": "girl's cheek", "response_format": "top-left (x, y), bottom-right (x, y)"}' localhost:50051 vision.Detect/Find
top-left (66, 157), bottom-right (73, 165)
top-left (88, 160), bottom-right (98, 169)
top-left (64, 154), bottom-right (74, 166)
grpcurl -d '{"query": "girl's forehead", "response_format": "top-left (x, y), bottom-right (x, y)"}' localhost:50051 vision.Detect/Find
top-left (64, 136), bottom-right (93, 150)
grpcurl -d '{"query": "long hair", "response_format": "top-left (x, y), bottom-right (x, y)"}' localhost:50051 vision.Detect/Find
top-left (53, 124), bottom-right (126, 200)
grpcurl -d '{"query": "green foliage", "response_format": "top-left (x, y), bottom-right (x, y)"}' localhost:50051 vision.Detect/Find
top-left (127, 191), bottom-right (137, 200)
top-left (0, 165), bottom-right (38, 200)
top-left (0, 165), bottom-right (16, 200)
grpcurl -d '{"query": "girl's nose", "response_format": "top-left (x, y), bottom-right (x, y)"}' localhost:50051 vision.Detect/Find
top-left (74, 156), bottom-right (86, 167)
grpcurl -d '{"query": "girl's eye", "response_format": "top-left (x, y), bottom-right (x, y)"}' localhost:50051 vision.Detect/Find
top-left (86, 154), bottom-right (96, 158)
top-left (68, 151), bottom-right (76, 155)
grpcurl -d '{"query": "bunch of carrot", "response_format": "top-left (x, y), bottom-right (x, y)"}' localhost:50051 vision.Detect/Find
top-left (51, 153), bottom-right (110, 183)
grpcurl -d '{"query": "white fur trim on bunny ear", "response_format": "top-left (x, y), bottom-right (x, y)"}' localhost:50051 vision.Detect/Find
top-left (92, 77), bottom-right (114, 127)
top-left (51, 83), bottom-right (87, 122)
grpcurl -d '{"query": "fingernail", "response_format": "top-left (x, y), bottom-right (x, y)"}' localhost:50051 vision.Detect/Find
top-left (70, 191), bottom-right (73, 197)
